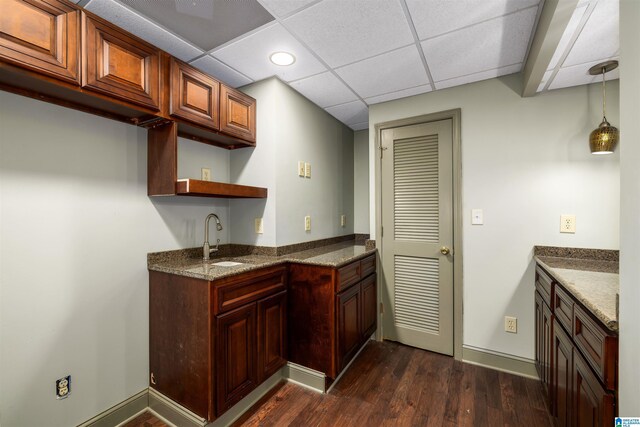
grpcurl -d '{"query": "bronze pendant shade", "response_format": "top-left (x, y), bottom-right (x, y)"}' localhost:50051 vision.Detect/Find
top-left (588, 60), bottom-right (619, 155)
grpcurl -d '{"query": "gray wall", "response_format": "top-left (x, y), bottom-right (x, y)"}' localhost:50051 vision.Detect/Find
top-left (618, 0), bottom-right (640, 413)
top-left (369, 75), bottom-right (620, 361)
top-left (353, 130), bottom-right (370, 234)
top-left (0, 91), bottom-right (230, 426)
top-left (231, 78), bottom-right (354, 246)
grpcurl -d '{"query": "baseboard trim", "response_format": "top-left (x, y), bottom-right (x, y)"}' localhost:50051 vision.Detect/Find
top-left (148, 388), bottom-right (206, 427)
top-left (284, 363), bottom-right (326, 393)
top-left (462, 345), bottom-right (538, 379)
top-left (325, 337), bottom-right (372, 394)
top-left (77, 389), bottom-right (149, 427)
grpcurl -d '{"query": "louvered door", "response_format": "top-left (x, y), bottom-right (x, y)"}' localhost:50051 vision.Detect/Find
top-left (381, 120), bottom-right (453, 355)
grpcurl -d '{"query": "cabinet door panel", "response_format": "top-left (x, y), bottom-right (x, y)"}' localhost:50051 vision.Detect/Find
top-left (0, 0), bottom-right (79, 83)
top-left (361, 274), bottom-right (377, 339)
top-left (573, 350), bottom-right (614, 427)
top-left (337, 283), bottom-right (361, 372)
top-left (542, 300), bottom-right (553, 395)
top-left (82, 13), bottom-right (160, 110)
top-left (553, 318), bottom-right (572, 427)
top-left (216, 303), bottom-right (257, 415)
top-left (257, 291), bottom-right (287, 382)
top-left (535, 291), bottom-right (543, 381)
top-left (220, 84), bottom-right (255, 143)
top-left (170, 58), bottom-right (219, 130)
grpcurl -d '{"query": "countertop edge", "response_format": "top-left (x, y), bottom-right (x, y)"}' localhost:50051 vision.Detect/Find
top-left (535, 256), bottom-right (618, 333)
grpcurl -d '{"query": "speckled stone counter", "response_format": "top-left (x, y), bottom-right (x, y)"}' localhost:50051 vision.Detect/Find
top-left (148, 241), bottom-right (376, 282)
top-left (535, 250), bottom-right (619, 332)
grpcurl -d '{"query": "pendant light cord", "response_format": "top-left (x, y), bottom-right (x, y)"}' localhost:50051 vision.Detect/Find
top-left (602, 67), bottom-right (607, 120)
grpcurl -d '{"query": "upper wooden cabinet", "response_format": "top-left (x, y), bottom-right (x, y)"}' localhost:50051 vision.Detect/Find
top-left (170, 58), bottom-right (220, 130)
top-left (0, 0), bottom-right (80, 83)
top-left (82, 13), bottom-right (160, 110)
top-left (220, 85), bottom-right (256, 144)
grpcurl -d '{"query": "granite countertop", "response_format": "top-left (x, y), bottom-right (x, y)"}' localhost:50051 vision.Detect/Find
top-left (148, 241), bottom-right (376, 282)
top-left (535, 254), bottom-right (619, 332)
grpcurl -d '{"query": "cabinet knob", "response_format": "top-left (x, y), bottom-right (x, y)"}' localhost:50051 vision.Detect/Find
top-left (440, 246), bottom-right (451, 255)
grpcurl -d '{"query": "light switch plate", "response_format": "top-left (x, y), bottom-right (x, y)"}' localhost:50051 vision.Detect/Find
top-left (201, 168), bottom-right (211, 181)
top-left (304, 162), bottom-right (311, 178)
top-left (471, 209), bottom-right (483, 225)
top-left (297, 161), bottom-right (305, 177)
top-left (304, 215), bottom-right (311, 231)
top-left (560, 215), bottom-right (576, 233)
top-left (255, 218), bottom-right (264, 234)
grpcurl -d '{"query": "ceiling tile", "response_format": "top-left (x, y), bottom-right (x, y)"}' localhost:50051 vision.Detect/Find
top-left (406, 0), bottom-right (540, 40)
top-left (258, 0), bottom-right (318, 18)
top-left (336, 45), bottom-right (429, 99)
top-left (116, 0), bottom-right (274, 51)
top-left (549, 57), bottom-right (619, 91)
top-left (365, 84), bottom-right (432, 105)
top-left (422, 7), bottom-right (537, 82)
top-left (211, 23), bottom-right (326, 82)
top-left (289, 72), bottom-right (358, 108)
top-left (563, 0), bottom-right (619, 67)
top-left (325, 101), bottom-right (368, 126)
top-left (85, 0), bottom-right (203, 61)
top-left (350, 122), bottom-right (369, 131)
top-left (190, 56), bottom-right (253, 88)
top-left (435, 63), bottom-right (522, 90)
top-left (547, 3), bottom-right (589, 70)
top-left (283, 0), bottom-right (414, 68)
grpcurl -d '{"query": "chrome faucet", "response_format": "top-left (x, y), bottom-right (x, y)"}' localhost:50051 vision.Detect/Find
top-left (203, 213), bottom-right (223, 260)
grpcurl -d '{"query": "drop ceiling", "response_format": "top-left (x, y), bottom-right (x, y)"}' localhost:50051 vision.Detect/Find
top-left (76, 0), bottom-right (620, 131)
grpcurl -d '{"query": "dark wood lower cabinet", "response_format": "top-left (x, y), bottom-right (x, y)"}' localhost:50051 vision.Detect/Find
top-left (361, 274), bottom-right (377, 338)
top-left (573, 351), bottom-right (614, 427)
top-left (554, 318), bottom-right (573, 427)
top-left (216, 303), bottom-right (257, 414)
top-left (337, 283), bottom-right (362, 372)
top-left (257, 291), bottom-right (287, 382)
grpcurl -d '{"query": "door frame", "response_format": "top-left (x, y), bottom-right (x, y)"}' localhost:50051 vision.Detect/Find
top-left (374, 109), bottom-right (463, 360)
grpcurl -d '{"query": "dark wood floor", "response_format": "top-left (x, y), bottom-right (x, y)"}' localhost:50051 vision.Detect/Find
top-left (127, 340), bottom-right (552, 427)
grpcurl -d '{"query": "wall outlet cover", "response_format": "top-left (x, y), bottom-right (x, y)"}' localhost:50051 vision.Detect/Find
top-left (201, 168), bottom-right (211, 181)
top-left (341, 214), bottom-right (346, 227)
top-left (255, 218), bottom-right (264, 234)
top-left (560, 214), bottom-right (576, 233)
top-left (304, 162), bottom-right (311, 178)
top-left (304, 215), bottom-right (311, 231)
top-left (504, 316), bottom-right (517, 333)
top-left (297, 161), bottom-right (305, 177)
top-left (56, 375), bottom-right (71, 399)
top-left (471, 208), bottom-right (483, 225)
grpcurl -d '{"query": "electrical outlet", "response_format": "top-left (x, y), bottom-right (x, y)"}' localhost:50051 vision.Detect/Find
top-left (341, 214), bottom-right (346, 227)
top-left (304, 215), bottom-right (311, 231)
top-left (255, 218), bottom-right (264, 234)
top-left (504, 316), bottom-right (517, 333)
top-left (304, 162), bottom-right (311, 178)
top-left (56, 375), bottom-right (71, 399)
top-left (297, 161), bottom-right (305, 177)
top-left (201, 168), bottom-right (211, 181)
top-left (560, 214), bottom-right (576, 233)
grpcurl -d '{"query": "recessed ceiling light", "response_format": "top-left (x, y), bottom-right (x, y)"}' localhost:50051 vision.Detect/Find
top-left (270, 52), bottom-right (296, 66)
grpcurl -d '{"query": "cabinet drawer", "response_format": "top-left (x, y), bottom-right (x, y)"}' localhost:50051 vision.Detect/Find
top-left (573, 304), bottom-right (617, 391)
top-left (554, 285), bottom-right (573, 334)
top-left (360, 255), bottom-right (376, 278)
top-left (535, 266), bottom-right (553, 305)
top-left (337, 260), bottom-right (360, 292)
top-left (82, 13), bottom-right (161, 110)
top-left (0, 0), bottom-right (80, 84)
top-left (214, 266), bottom-right (286, 315)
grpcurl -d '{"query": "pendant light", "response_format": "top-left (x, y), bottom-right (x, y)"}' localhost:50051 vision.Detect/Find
top-left (588, 60), bottom-right (619, 155)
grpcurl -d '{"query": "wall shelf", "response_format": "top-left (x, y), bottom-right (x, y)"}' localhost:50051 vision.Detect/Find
top-left (176, 179), bottom-right (267, 198)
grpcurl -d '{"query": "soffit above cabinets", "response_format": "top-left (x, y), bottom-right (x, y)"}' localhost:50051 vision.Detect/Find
top-left (81, 0), bottom-right (619, 131)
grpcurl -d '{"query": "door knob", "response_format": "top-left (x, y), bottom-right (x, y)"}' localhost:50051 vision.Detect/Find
top-left (440, 246), bottom-right (451, 255)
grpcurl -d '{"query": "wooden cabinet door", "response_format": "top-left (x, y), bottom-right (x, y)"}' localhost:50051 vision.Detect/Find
top-left (553, 318), bottom-right (573, 427)
top-left (542, 300), bottom-right (553, 398)
top-left (535, 291), bottom-right (543, 380)
top-left (216, 303), bottom-right (257, 415)
top-left (337, 283), bottom-right (361, 372)
top-left (220, 84), bottom-right (256, 144)
top-left (361, 274), bottom-right (377, 339)
top-left (82, 13), bottom-right (160, 110)
top-left (257, 291), bottom-right (287, 382)
top-left (170, 58), bottom-right (219, 130)
top-left (0, 0), bottom-right (79, 83)
top-left (573, 350), bottom-right (614, 427)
